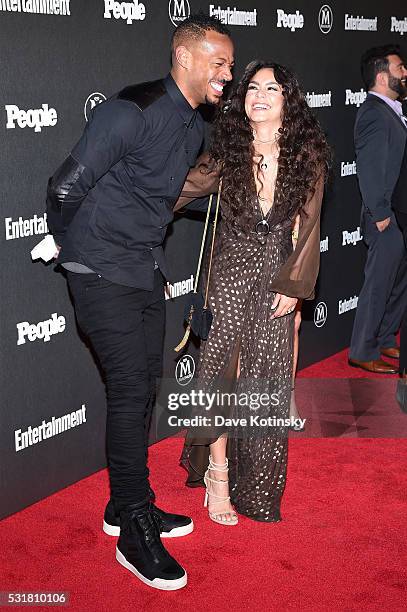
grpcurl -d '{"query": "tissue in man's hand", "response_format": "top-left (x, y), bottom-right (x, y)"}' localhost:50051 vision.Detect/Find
top-left (31, 235), bottom-right (58, 262)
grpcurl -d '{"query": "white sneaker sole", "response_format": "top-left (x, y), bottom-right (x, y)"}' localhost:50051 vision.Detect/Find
top-left (115, 547), bottom-right (187, 591)
top-left (103, 521), bottom-right (121, 537)
top-left (103, 519), bottom-right (194, 538)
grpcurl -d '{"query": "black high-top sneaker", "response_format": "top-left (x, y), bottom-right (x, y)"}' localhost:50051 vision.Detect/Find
top-left (116, 501), bottom-right (187, 590)
top-left (103, 499), bottom-right (193, 538)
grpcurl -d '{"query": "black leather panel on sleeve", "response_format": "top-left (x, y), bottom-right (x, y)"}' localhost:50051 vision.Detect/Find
top-left (117, 79), bottom-right (166, 110)
top-left (46, 155), bottom-right (86, 240)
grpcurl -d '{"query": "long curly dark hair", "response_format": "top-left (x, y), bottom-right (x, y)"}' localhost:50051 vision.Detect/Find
top-left (209, 60), bottom-right (331, 227)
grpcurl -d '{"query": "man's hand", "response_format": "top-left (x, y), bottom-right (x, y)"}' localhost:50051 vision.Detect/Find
top-left (271, 293), bottom-right (298, 319)
top-left (30, 235), bottom-right (60, 262)
top-left (376, 217), bottom-right (391, 232)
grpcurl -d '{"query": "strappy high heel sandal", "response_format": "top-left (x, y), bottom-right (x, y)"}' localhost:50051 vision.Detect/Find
top-left (203, 456), bottom-right (238, 526)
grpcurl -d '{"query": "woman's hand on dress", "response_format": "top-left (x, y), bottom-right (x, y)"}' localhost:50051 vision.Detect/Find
top-left (271, 293), bottom-right (298, 318)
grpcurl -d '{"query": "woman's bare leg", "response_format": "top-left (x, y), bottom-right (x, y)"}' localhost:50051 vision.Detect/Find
top-left (209, 434), bottom-right (228, 465)
top-left (206, 354), bottom-right (240, 522)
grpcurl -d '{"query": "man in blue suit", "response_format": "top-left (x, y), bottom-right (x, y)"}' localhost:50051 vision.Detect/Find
top-left (349, 45), bottom-right (407, 373)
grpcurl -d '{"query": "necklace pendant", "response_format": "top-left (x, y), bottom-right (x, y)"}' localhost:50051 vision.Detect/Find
top-left (255, 218), bottom-right (270, 236)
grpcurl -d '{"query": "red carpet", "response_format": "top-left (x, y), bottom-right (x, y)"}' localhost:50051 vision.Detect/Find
top-left (1, 350), bottom-right (406, 611)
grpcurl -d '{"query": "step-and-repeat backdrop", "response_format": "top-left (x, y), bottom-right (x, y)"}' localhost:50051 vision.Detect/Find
top-left (1, 0), bottom-right (405, 518)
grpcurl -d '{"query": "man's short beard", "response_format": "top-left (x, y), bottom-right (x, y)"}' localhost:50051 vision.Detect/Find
top-left (205, 95), bottom-right (221, 106)
top-left (388, 74), bottom-right (407, 98)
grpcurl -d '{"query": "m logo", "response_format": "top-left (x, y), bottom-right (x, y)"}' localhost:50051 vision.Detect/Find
top-left (318, 4), bottom-right (333, 34)
top-left (169, 0), bottom-right (190, 27)
top-left (314, 301), bottom-right (328, 328)
top-left (84, 92), bottom-right (107, 121)
top-left (175, 354), bottom-right (195, 386)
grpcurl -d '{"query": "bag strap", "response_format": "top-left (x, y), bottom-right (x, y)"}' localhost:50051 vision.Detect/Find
top-left (174, 180), bottom-right (222, 353)
top-left (203, 178), bottom-right (222, 308)
top-left (192, 194), bottom-right (213, 293)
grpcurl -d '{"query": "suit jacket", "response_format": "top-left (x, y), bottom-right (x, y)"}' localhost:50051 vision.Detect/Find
top-left (354, 93), bottom-right (407, 222)
top-left (392, 133), bottom-right (407, 214)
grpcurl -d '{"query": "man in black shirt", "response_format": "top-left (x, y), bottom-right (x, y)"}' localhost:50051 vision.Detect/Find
top-left (46, 15), bottom-right (234, 590)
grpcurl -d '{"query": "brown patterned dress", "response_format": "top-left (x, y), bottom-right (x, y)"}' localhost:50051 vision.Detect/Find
top-left (175, 158), bottom-right (324, 522)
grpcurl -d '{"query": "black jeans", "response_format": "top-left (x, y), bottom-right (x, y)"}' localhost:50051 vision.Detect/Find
top-left (67, 269), bottom-right (165, 510)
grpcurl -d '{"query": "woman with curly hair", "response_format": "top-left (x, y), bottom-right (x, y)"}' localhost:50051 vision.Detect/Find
top-left (175, 60), bottom-right (331, 525)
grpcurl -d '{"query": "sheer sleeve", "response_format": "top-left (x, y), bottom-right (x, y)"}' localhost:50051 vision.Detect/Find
top-left (173, 152), bottom-right (220, 212)
top-left (270, 172), bottom-right (325, 300)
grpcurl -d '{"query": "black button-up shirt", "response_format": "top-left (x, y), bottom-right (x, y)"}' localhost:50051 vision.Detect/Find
top-left (48, 74), bottom-right (204, 289)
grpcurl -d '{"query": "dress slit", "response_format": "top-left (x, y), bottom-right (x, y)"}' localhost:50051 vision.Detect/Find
top-left (181, 335), bottom-right (241, 487)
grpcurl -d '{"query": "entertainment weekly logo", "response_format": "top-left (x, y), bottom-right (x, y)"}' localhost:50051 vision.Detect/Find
top-left (15, 404), bottom-right (87, 452)
top-left (5, 212), bottom-right (48, 241)
top-left (5, 104), bottom-right (58, 133)
top-left (306, 91), bottom-right (332, 108)
top-left (391, 16), bottom-right (407, 36)
top-left (0, 0), bottom-right (70, 16)
top-left (104, 0), bottom-right (146, 24)
top-left (165, 275), bottom-right (194, 300)
top-left (338, 295), bottom-right (358, 315)
top-left (209, 4), bottom-right (258, 27)
top-left (344, 14), bottom-right (377, 31)
top-left (320, 236), bottom-right (328, 253)
top-left (276, 8), bottom-right (304, 32)
top-left (341, 161), bottom-right (356, 177)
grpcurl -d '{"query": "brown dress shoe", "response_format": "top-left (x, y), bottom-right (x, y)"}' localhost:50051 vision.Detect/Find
top-left (380, 347), bottom-right (400, 359)
top-left (348, 358), bottom-right (398, 374)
